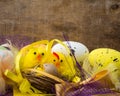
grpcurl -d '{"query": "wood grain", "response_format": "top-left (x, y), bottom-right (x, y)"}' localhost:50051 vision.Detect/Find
top-left (0, 0), bottom-right (119, 51)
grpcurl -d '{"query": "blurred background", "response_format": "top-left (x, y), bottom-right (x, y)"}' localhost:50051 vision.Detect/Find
top-left (0, 0), bottom-right (119, 51)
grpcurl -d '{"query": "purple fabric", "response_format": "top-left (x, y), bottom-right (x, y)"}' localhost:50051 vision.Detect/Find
top-left (0, 87), bottom-right (13, 96)
top-left (0, 34), bottom-right (35, 49)
top-left (64, 82), bottom-right (114, 96)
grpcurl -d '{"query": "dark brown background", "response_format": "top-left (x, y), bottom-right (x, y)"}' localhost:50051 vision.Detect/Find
top-left (0, 0), bottom-right (120, 51)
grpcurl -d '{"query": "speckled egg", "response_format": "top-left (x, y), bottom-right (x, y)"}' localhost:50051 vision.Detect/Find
top-left (87, 48), bottom-right (120, 90)
top-left (52, 41), bottom-right (89, 63)
top-left (88, 48), bottom-right (120, 68)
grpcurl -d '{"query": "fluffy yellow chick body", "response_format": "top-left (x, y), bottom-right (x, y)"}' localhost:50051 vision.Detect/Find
top-left (20, 45), bottom-right (47, 70)
top-left (44, 52), bottom-right (59, 65)
top-left (54, 52), bottom-right (78, 81)
top-left (39, 52), bottom-right (60, 76)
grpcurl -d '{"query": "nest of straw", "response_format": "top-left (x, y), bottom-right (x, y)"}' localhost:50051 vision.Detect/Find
top-left (22, 69), bottom-right (120, 96)
top-left (22, 69), bottom-right (66, 95)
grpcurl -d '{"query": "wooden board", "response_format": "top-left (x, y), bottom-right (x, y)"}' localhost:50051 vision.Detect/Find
top-left (0, 0), bottom-right (119, 51)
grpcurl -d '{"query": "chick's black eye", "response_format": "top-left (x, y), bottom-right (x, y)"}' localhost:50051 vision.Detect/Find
top-left (60, 60), bottom-right (63, 62)
top-left (34, 52), bottom-right (37, 55)
top-left (41, 53), bottom-right (44, 56)
top-left (53, 59), bottom-right (56, 62)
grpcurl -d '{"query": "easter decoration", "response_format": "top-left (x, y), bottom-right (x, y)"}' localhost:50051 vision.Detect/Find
top-left (52, 40), bottom-right (90, 81)
top-left (0, 40), bottom-right (18, 95)
top-left (83, 48), bottom-right (120, 91)
top-left (56, 70), bottom-right (114, 96)
top-left (5, 40), bottom-right (50, 94)
top-left (54, 35), bottom-right (115, 95)
top-left (52, 41), bottom-right (89, 65)
top-left (0, 38), bottom-right (119, 96)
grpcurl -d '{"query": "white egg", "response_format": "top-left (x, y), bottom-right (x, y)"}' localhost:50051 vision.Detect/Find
top-left (43, 63), bottom-right (59, 76)
top-left (52, 41), bottom-right (89, 63)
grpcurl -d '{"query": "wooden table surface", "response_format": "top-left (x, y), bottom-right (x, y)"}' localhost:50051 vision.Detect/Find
top-left (0, 0), bottom-right (119, 51)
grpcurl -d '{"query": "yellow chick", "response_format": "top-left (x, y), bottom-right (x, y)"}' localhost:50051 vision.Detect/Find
top-left (83, 48), bottom-right (120, 91)
top-left (36, 52), bottom-right (60, 76)
top-left (20, 45), bottom-right (47, 70)
top-left (44, 52), bottom-right (60, 66)
top-left (53, 52), bottom-right (78, 81)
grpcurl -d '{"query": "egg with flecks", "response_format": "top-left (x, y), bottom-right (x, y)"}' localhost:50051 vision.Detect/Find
top-left (83, 48), bottom-right (120, 91)
top-left (88, 48), bottom-right (120, 70)
top-left (52, 41), bottom-right (89, 64)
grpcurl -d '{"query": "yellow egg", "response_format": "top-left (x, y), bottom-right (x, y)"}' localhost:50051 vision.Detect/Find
top-left (85, 48), bottom-right (120, 91)
top-left (88, 48), bottom-right (120, 69)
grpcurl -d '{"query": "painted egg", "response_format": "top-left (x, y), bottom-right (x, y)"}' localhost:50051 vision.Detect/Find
top-left (0, 45), bottom-right (14, 72)
top-left (52, 41), bottom-right (89, 63)
top-left (88, 48), bottom-right (120, 68)
top-left (87, 48), bottom-right (120, 91)
top-left (0, 44), bottom-right (15, 95)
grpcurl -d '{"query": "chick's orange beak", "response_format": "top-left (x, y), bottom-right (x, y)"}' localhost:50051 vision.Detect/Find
top-left (56, 62), bottom-right (60, 68)
top-left (37, 54), bottom-right (41, 61)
